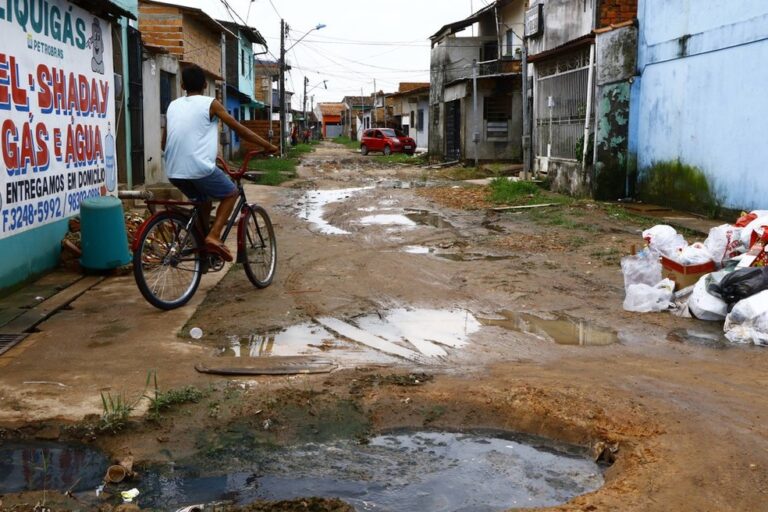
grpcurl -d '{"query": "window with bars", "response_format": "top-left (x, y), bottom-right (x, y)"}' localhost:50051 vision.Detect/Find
top-left (484, 95), bottom-right (510, 139)
top-left (159, 71), bottom-right (175, 115)
top-left (417, 109), bottom-right (425, 131)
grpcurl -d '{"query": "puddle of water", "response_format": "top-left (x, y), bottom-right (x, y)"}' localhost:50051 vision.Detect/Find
top-left (480, 311), bottom-right (619, 346)
top-left (298, 187), bottom-right (373, 235)
top-left (217, 323), bottom-right (397, 364)
top-left (132, 430), bottom-right (604, 510)
top-left (0, 442), bottom-right (108, 494)
top-left (403, 245), bottom-right (432, 254)
top-left (219, 308), bottom-right (482, 361)
top-left (405, 209), bottom-right (455, 229)
top-left (359, 214), bottom-right (417, 227)
top-left (354, 308), bottom-right (480, 358)
top-left (667, 327), bottom-right (730, 349)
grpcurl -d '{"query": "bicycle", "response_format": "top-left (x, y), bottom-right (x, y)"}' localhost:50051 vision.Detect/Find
top-left (132, 150), bottom-right (276, 310)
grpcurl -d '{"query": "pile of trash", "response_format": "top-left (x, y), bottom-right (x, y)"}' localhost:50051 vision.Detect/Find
top-left (622, 211), bottom-right (768, 347)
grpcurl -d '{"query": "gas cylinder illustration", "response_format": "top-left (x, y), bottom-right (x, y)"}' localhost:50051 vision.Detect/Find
top-left (104, 123), bottom-right (116, 192)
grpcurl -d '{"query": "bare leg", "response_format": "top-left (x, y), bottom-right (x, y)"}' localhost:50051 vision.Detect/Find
top-left (205, 194), bottom-right (237, 244)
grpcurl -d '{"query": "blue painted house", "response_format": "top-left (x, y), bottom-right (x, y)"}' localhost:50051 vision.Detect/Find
top-left (630, 0), bottom-right (768, 211)
top-left (220, 21), bottom-right (267, 156)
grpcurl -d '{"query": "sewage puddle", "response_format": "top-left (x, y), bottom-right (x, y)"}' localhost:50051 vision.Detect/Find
top-left (401, 246), bottom-right (511, 261)
top-left (298, 187), bottom-right (373, 234)
top-left (132, 430), bottom-right (604, 510)
top-left (0, 441), bottom-right (108, 494)
top-left (218, 309), bottom-right (481, 362)
top-left (480, 311), bottom-right (619, 346)
top-left (404, 209), bottom-right (455, 229)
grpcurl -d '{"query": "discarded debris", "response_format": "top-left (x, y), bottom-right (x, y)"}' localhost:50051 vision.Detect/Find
top-left (490, 203), bottom-right (558, 211)
top-left (120, 488), bottom-right (140, 503)
top-left (189, 327), bottom-right (204, 340)
top-left (195, 357), bottom-right (337, 376)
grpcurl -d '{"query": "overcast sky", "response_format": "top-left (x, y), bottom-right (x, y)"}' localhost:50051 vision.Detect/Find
top-left (166, 0), bottom-right (479, 107)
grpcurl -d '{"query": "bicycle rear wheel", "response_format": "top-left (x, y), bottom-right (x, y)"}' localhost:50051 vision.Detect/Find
top-left (241, 205), bottom-right (277, 288)
top-left (133, 212), bottom-right (203, 310)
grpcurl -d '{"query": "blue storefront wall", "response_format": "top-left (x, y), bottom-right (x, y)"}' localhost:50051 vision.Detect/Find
top-left (0, 221), bottom-right (68, 291)
top-left (630, 0), bottom-right (768, 210)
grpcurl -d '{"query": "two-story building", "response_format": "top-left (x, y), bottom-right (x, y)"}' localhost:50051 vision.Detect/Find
top-left (526, 0), bottom-right (637, 196)
top-left (220, 20), bottom-right (267, 156)
top-left (389, 83), bottom-right (430, 151)
top-left (429, 0), bottom-right (526, 163)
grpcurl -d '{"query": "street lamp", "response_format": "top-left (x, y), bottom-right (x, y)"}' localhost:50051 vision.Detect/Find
top-left (280, 22), bottom-right (326, 156)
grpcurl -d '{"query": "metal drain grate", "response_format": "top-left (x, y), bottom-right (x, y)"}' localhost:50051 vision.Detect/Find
top-left (0, 333), bottom-right (28, 356)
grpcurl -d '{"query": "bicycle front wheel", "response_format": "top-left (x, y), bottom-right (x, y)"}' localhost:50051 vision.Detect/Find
top-left (241, 205), bottom-right (277, 288)
top-left (133, 212), bottom-right (203, 310)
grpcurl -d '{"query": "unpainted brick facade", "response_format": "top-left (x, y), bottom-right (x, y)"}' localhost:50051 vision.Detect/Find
top-left (138, 1), bottom-right (222, 78)
top-left (598, 0), bottom-right (637, 27)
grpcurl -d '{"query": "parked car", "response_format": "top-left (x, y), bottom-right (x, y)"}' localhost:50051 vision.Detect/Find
top-left (360, 128), bottom-right (415, 156)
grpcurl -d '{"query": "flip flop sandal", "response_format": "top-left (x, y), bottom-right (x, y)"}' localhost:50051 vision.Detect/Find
top-left (205, 241), bottom-right (234, 262)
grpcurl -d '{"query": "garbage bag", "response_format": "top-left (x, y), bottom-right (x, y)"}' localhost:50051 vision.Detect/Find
top-left (723, 290), bottom-right (768, 346)
top-left (708, 267), bottom-right (768, 311)
top-left (688, 274), bottom-right (728, 321)
top-left (620, 250), bottom-right (662, 290)
top-left (676, 243), bottom-right (714, 265)
top-left (703, 224), bottom-right (744, 265)
top-left (623, 278), bottom-right (675, 313)
top-left (643, 225), bottom-right (688, 257)
top-left (739, 215), bottom-right (768, 249)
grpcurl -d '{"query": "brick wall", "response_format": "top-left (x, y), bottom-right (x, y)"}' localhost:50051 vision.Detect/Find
top-left (598, 0), bottom-right (637, 27)
top-left (138, 2), bottom-right (184, 56)
top-left (181, 14), bottom-right (221, 77)
top-left (241, 120), bottom-right (279, 152)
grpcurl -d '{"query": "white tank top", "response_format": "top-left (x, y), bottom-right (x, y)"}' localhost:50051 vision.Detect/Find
top-left (164, 95), bottom-right (218, 179)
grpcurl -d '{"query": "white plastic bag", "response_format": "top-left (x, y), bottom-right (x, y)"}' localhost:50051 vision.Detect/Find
top-left (703, 224), bottom-right (744, 265)
top-left (643, 225), bottom-right (688, 257)
top-left (675, 242), bottom-right (713, 265)
top-left (620, 250), bottom-right (662, 290)
top-left (623, 278), bottom-right (675, 313)
top-left (723, 290), bottom-right (768, 346)
top-left (739, 216), bottom-right (768, 249)
top-left (688, 274), bottom-right (728, 321)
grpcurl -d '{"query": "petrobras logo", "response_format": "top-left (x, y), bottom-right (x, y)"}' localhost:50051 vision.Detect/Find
top-left (27, 32), bottom-right (65, 59)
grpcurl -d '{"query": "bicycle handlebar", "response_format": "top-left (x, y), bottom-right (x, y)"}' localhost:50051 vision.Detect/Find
top-left (217, 149), bottom-right (267, 180)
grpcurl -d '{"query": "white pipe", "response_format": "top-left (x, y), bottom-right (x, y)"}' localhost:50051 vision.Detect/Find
top-left (582, 43), bottom-right (596, 173)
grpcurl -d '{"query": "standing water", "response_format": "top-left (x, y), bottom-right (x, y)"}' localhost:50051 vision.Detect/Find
top-left (133, 430), bottom-right (604, 510)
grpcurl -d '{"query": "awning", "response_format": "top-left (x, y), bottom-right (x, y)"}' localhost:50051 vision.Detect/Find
top-left (72, 0), bottom-right (136, 20)
top-left (430, 3), bottom-right (495, 43)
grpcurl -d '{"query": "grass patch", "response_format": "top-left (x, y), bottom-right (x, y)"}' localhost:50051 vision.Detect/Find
top-left (590, 247), bottom-right (622, 265)
top-left (332, 135), bottom-right (360, 151)
top-left (488, 179), bottom-right (541, 203)
top-left (526, 207), bottom-right (600, 233)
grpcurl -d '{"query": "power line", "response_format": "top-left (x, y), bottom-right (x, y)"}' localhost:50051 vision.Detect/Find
top-left (266, 0), bottom-right (282, 20)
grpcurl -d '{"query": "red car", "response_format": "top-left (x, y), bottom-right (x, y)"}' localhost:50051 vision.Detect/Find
top-left (360, 128), bottom-right (415, 156)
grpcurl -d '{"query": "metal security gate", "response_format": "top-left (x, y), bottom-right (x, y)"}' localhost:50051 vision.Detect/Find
top-left (445, 100), bottom-right (461, 161)
top-left (127, 26), bottom-right (145, 185)
top-left (534, 49), bottom-right (592, 160)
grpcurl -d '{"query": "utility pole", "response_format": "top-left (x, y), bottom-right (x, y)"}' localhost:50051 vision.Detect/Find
top-left (472, 59), bottom-right (479, 168)
top-left (311, 95), bottom-right (314, 138)
top-left (302, 76), bottom-right (308, 133)
top-left (279, 19), bottom-right (286, 157)
top-left (373, 79), bottom-right (377, 127)
top-left (521, 37), bottom-right (530, 180)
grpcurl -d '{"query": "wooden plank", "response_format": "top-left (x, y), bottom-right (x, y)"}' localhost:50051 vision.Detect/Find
top-left (0, 276), bottom-right (104, 335)
top-left (314, 317), bottom-right (423, 362)
top-left (490, 203), bottom-right (558, 211)
top-left (195, 357), bottom-right (337, 376)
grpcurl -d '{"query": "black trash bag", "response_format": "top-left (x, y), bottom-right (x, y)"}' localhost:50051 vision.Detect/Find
top-left (708, 267), bottom-right (768, 311)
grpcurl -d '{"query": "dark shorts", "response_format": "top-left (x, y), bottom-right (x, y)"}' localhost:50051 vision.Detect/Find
top-left (170, 168), bottom-right (237, 202)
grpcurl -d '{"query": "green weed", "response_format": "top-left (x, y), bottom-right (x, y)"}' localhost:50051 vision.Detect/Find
top-left (99, 391), bottom-right (137, 433)
top-left (372, 153), bottom-right (426, 165)
top-left (145, 371), bottom-right (204, 421)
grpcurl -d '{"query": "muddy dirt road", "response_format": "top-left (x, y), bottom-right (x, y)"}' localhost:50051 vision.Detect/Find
top-left (1, 141), bottom-right (767, 511)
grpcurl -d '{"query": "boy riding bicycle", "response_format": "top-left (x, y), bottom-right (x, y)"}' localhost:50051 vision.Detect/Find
top-left (162, 64), bottom-right (278, 262)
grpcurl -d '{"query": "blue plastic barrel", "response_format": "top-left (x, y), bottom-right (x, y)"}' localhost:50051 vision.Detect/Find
top-left (79, 196), bottom-right (132, 270)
